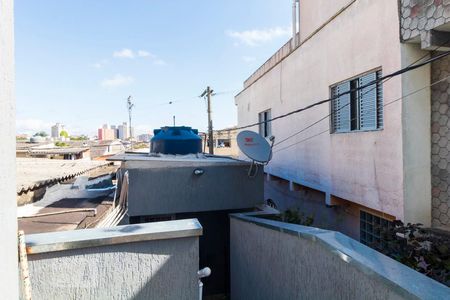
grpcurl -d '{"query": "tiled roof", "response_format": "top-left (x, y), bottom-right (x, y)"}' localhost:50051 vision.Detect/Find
top-left (16, 158), bottom-right (111, 194)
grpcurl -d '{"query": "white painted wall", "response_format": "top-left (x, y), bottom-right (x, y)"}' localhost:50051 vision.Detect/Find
top-left (401, 44), bottom-right (432, 226)
top-left (299, 0), bottom-right (353, 41)
top-left (0, 0), bottom-right (18, 298)
top-left (236, 0), bottom-right (419, 220)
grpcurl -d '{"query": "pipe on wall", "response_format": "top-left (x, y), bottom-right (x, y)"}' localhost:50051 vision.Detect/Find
top-left (297, 0), bottom-right (301, 44)
top-left (292, 0), bottom-right (297, 47)
top-left (292, 0), bottom-right (300, 48)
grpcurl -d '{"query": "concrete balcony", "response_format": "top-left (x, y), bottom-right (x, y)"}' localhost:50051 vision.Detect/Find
top-left (22, 219), bottom-right (202, 300)
top-left (400, 0), bottom-right (450, 50)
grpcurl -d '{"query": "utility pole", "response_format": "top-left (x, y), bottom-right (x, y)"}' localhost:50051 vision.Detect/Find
top-left (200, 86), bottom-right (214, 154)
top-left (127, 96), bottom-right (134, 150)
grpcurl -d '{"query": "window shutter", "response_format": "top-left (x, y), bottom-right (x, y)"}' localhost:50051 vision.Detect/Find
top-left (258, 113), bottom-right (264, 136)
top-left (332, 82), bottom-right (351, 133)
top-left (359, 72), bottom-right (378, 130)
top-left (376, 71), bottom-right (383, 128)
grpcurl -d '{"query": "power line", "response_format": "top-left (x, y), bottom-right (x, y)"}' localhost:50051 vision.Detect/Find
top-left (272, 73), bottom-right (450, 154)
top-left (150, 90), bottom-right (238, 109)
top-left (218, 50), bottom-right (450, 134)
top-left (273, 39), bottom-right (450, 147)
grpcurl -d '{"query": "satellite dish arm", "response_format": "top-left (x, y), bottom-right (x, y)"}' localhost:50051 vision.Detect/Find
top-left (265, 136), bottom-right (275, 165)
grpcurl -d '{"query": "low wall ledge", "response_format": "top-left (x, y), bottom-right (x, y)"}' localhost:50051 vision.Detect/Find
top-left (25, 218), bottom-right (203, 255)
top-left (230, 213), bottom-right (450, 299)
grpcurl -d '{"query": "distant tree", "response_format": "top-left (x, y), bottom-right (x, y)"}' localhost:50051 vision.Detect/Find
top-left (55, 141), bottom-right (68, 147)
top-left (59, 130), bottom-right (69, 138)
top-left (70, 135), bottom-right (88, 141)
top-left (33, 131), bottom-right (48, 137)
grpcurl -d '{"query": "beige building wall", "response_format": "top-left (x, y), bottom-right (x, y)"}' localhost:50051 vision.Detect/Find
top-left (236, 0), bottom-right (430, 223)
top-left (0, 0), bottom-right (18, 297)
top-left (213, 128), bottom-right (239, 157)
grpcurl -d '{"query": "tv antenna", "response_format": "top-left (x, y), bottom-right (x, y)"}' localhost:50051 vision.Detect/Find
top-left (127, 96), bottom-right (134, 150)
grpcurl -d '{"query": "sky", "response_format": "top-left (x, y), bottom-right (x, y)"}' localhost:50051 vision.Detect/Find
top-left (15, 0), bottom-right (292, 137)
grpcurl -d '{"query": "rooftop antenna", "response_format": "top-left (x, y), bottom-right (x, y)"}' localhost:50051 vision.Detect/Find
top-left (237, 131), bottom-right (275, 178)
top-left (127, 96), bottom-right (134, 150)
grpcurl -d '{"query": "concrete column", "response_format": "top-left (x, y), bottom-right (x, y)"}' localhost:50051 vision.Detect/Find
top-left (0, 0), bottom-right (18, 298)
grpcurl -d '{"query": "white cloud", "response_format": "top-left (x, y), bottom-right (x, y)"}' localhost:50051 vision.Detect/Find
top-left (112, 49), bottom-right (166, 64)
top-left (137, 50), bottom-right (155, 58)
top-left (101, 74), bottom-right (134, 88)
top-left (16, 119), bottom-right (52, 135)
top-left (242, 56), bottom-right (257, 63)
top-left (92, 59), bottom-right (108, 69)
top-left (153, 59), bottom-right (167, 66)
top-left (226, 26), bottom-right (291, 46)
top-left (113, 48), bottom-right (135, 58)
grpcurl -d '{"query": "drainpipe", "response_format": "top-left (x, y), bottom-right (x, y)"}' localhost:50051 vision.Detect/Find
top-left (198, 267), bottom-right (211, 300)
top-left (292, 0), bottom-right (297, 48)
top-left (297, 0), bottom-right (301, 44)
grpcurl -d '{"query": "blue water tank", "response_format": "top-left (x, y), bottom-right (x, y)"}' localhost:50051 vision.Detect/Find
top-left (151, 126), bottom-right (202, 155)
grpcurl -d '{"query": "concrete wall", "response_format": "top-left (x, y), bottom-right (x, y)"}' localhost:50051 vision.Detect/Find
top-left (124, 160), bottom-right (263, 216)
top-left (299, 0), bottom-right (354, 41)
top-left (236, 0), bottom-right (411, 220)
top-left (0, 0), bottom-right (18, 298)
top-left (431, 54), bottom-right (450, 228)
top-left (230, 213), bottom-right (450, 300)
top-left (25, 220), bottom-right (202, 300)
top-left (401, 43), bottom-right (432, 226)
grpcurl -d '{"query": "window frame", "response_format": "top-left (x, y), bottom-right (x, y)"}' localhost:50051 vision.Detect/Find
top-left (258, 109), bottom-right (272, 138)
top-left (330, 69), bottom-right (384, 134)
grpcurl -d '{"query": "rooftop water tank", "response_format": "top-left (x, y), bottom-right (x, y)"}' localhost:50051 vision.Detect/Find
top-left (151, 126), bottom-right (202, 155)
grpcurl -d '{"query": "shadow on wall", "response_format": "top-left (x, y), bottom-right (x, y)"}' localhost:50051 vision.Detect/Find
top-left (264, 179), bottom-right (360, 240)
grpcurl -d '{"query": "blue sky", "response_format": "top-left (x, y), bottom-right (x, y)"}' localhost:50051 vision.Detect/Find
top-left (15, 0), bottom-right (291, 136)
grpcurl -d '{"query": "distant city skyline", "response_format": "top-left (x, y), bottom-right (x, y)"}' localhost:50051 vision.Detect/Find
top-left (14, 0), bottom-right (291, 136)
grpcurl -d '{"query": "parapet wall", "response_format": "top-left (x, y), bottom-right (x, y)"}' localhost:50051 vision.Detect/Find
top-left (230, 213), bottom-right (450, 299)
top-left (23, 220), bottom-right (202, 300)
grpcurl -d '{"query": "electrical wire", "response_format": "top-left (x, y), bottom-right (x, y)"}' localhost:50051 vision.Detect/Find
top-left (217, 50), bottom-right (450, 134)
top-left (272, 39), bottom-right (450, 147)
top-left (272, 73), bottom-right (450, 154)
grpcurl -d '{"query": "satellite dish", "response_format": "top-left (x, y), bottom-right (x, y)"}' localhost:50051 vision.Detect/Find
top-left (237, 130), bottom-right (272, 164)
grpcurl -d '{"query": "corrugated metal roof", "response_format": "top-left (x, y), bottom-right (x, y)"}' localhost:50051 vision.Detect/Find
top-left (16, 158), bottom-right (111, 194)
top-left (29, 147), bottom-right (89, 155)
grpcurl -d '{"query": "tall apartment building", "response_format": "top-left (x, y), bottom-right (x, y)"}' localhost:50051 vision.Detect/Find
top-left (118, 122), bottom-right (129, 140)
top-left (98, 124), bottom-right (116, 141)
top-left (235, 0), bottom-right (450, 239)
top-left (51, 123), bottom-right (65, 138)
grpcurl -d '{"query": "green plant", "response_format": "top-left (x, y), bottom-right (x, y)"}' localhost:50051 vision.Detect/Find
top-left (262, 209), bottom-right (314, 226)
top-left (280, 209), bottom-right (314, 226)
top-left (70, 135), bottom-right (88, 141)
top-left (372, 221), bottom-right (450, 287)
top-left (55, 141), bottom-right (68, 147)
top-left (59, 130), bottom-right (69, 138)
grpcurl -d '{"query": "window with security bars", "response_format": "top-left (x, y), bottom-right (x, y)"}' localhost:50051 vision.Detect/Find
top-left (259, 109), bottom-right (272, 138)
top-left (331, 70), bottom-right (383, 133)
top-left (360, 210), bottom-right (393, 249)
